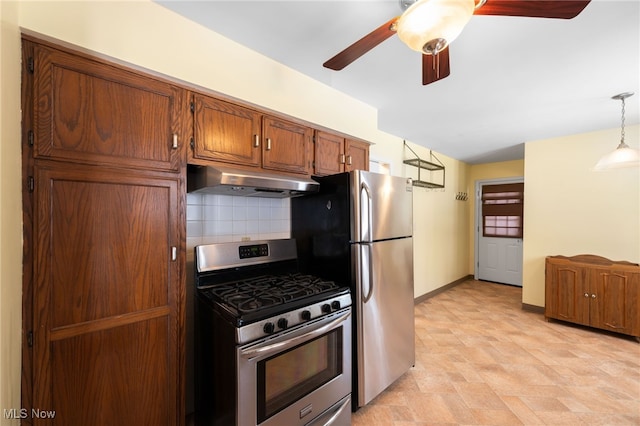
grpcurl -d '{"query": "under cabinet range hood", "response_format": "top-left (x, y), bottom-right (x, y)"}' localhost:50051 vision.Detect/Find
top-left (187, 165), bottom-right (320, 198)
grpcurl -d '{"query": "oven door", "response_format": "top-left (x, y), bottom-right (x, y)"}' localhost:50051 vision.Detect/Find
top-left (237, 308), bottom-right (352, 426)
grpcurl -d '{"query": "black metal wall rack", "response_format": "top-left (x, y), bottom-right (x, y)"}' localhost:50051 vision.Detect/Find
top-left (403, 141), bottom-right (445, 189)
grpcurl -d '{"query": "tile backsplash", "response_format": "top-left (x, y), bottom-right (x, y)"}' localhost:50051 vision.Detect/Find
top-left (186, 193), bottom-right (291, 258)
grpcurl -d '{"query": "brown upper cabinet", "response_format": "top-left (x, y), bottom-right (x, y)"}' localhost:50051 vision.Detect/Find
top-left (192, 94), bottom-right (313, 175)
top-left (345, 138), bottom-right (370, 172)
top-left (31, 43), bottom-right (185, 172)
top-left (261, 115), bottom-right (312, 175)
top-left (314, 130), bottom-right (369, 176)
top-left (192, 94), bottom-right (261, 168)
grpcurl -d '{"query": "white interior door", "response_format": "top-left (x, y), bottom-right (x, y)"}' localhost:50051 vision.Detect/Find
top-left (475, 179), bottom-right (524, 287)
top-left (477, 236), bottom-right (523, 286)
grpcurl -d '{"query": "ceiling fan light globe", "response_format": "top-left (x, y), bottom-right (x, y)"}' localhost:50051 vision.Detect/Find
top-left (397, 0), bottom-right (475, 54)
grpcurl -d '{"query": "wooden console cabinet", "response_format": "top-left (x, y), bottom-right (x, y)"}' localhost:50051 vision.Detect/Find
top-left (545, 255), bottom-right (640, 339)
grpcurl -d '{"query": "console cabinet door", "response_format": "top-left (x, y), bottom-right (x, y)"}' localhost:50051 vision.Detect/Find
top-left (192, 94), bottom-right (262, 167)
top-left (31, 165), bottom-right (181, 426)
top-left (589, 268), bottom-right (640, 337)
top-left (262, 115), bottom-right (311, 175)
top-left (545, 260), bottom-right (589, 325)
top-left (32, 43), bottom-right (184, 172)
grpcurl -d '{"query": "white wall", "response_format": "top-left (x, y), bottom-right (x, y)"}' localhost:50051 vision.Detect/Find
top-left (523, 125), bottom-right (640, 306)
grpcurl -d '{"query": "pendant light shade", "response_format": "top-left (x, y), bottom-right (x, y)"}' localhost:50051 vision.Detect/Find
top-left (594, 92), bottom-right (640, 171)
top-left (594, 142), bottom-right (640, 170)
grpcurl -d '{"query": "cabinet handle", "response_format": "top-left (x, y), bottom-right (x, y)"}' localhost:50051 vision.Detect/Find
top-left (171, 246), bottom-right (177, 261)
top-left (340, 154), bottom-right (346, 164)
top-left (584, 293), bottom-right (589, 298)
top-left (254, 134), bottom-right (259, 148)
top-left (591, 294), bottom-right (596, 299)
top-left (266, 138), bottom-right (272, 151)
top-left (347, 155), bottom-right (352, 165)
top-left (172, 134), bottom-right (178, 149)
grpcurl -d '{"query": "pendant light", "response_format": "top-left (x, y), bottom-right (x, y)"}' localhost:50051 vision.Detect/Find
top-left (594, 92), bottom-right (639, 171)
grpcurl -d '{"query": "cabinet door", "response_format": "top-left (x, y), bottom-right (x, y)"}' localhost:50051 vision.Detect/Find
top-left (32, 165), bottom-right (181, 425)
top-left (314, 131), bottom-right (345, 176)
top-left (589, 268), bottom-right (640, 336)
top-left (192, 95), bottom-right (262, 167)
top-left (545, 260), bottom-right (589, 325)
top-left (345, 139), bottom-right (369, 172)
top-left (262, 116), bottom-right (311, 175)
top-left (32, 43), bottom-right (184, 172)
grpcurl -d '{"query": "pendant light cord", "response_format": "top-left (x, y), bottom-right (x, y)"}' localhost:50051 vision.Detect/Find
top-left (620, 96), bottom-right (626, 146)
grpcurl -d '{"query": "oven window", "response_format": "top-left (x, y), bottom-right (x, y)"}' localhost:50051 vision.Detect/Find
top-left (257, 328), bottom-right (343, 423)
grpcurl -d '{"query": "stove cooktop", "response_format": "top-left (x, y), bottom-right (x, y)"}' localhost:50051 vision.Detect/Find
top-left (194, 239), bottom-right (351, 344)
top-left (206, 273), bottom-right (340, 311)
top-left (199, 273), bottom-right (347, 326)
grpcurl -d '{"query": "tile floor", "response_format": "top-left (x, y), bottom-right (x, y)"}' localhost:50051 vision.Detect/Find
top-left (351, 279), bottom-right (640, 425)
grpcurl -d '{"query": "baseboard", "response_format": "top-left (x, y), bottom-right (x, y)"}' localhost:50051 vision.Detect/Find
top-left (414, 275), bottom-right (473, 305)
top-left (522, 303), bottom-right (544, 314)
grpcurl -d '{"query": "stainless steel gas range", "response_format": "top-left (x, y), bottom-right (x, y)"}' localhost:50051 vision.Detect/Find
top-left (194, 239), bottom-right (352, 426)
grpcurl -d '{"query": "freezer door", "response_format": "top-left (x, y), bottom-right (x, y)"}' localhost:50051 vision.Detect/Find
top-left (354, 237), bottom-right (414, 408)
top-left (352, 171), bottom-right (413, 242)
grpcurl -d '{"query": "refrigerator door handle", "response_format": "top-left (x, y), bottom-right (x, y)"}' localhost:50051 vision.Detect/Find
top-left (361, 243), bottom-right (374, 303)
top-left (360, 181), bottom-right (373, 243)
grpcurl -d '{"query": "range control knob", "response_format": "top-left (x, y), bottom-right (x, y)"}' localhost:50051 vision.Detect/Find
top-left (277, 318), bottom-right (288, 329)
top-left (263, 322), bottom-right (275, 334)
top-left (331, 300), bottom-right (341, 310)
top-left (321, 304), bottom-right (332, 314)
top-left (301, 310), bottom-right (311, 321)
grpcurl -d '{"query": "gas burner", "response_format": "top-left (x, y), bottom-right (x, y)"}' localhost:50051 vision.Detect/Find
top-left (206, 273), bottom-right (340, 314)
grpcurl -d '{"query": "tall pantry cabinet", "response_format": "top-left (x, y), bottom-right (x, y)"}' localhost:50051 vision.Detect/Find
top-left (21, 37), bottom-right (187, 425)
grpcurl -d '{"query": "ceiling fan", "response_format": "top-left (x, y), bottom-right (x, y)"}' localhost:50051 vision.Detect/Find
top-left (323, 0), bottom-right (591, 85)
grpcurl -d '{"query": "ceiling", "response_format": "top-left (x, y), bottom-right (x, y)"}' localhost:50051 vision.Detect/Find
top-left (157, 0), bottom-right (639, 164)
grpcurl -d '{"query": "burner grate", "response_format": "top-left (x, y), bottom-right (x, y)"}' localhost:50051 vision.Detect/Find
top-left (206, 273), bottom-right (339, 314)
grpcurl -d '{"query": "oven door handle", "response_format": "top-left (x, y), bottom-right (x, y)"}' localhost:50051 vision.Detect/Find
top-left (240, 310), bottom-right (351, 361)
top-left (315, 395), bottom-right (351, 426)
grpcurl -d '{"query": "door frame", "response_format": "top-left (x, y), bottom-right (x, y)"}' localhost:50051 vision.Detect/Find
top-left (473, 176), bottom-right (524, 281)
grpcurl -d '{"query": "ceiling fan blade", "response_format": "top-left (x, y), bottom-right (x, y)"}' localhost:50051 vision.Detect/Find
top-left (474, 0), bottom-right (590, 19)
top-left (323, 17), bottom-right (399, 70)
top-left (422, 47), bottom-right (451, 86)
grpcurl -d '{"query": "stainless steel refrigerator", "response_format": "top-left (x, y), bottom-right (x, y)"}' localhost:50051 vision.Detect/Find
top-left (291, 170), bottom-right (415, 410)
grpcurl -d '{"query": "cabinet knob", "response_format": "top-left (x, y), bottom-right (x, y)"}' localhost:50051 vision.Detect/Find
top-left (591, 294), bottom-right (597, 299)
top-left (584, 293), bottom-right (589, 298)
